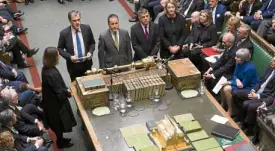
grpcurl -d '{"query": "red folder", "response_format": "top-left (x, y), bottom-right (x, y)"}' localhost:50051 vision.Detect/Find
top-left (201, 47), bottom-right (218, 56)
top-left (224, 141), bottom-right (247, 151)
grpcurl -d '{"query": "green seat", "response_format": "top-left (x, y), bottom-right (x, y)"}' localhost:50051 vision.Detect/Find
top-left (250, 38), bottom-right (273, 77)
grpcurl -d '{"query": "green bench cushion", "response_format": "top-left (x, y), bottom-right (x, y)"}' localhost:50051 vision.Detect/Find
top-left (250, 38), bottom-right (273, 77)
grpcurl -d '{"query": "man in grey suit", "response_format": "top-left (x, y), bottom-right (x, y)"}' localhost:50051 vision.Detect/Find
top-left (131, 8), bottom-right (160, 61)
top-left (98, 14), bottom-right (132, 69)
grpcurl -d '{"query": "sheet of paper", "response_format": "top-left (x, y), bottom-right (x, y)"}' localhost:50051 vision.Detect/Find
top-left (211, 115), bottom-right (228, 124)
top-left (205, 56), bottom-right (217, 64)
top-left (212, 76), bottom-right (227, 94)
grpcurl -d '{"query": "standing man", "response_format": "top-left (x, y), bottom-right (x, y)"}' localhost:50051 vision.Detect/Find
top-left (58, 10), bottom-right (96, 81)
top-left (98, 14), bottom-right (132, 69)
top-left (131, 8), bottom-right (160, 61)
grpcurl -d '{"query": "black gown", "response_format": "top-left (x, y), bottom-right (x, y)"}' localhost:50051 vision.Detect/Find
top-left (41, 66), bottom-right (77, 135)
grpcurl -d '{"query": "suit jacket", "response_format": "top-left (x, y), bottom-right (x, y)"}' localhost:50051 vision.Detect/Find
top-left (205, 4), bottom-right (227, 31)
top-left (57, 24), bottom-right (95, 70)
top-left (185, 22), bottom-right (218, 48)
top-left (98, 29), bottom-right (132, 68)
top-left (229, 61), bottom-right (259, 90)
top-left (179, 0), bottom-right (205, 18)
top-left (131, 22), bottom-right (160, 61)
top-left (0, 61), bottom-right (14, 80)
top-left (239, 0), bottom-right (262, 17)
top-left (254, 66), bottom-right (275, 99)
top-left (212, 45), bottom-right (237, 78)
top-left (235, 37), bottom-right (254, 56)
top-left (260, 0), bottom-right (275, 18)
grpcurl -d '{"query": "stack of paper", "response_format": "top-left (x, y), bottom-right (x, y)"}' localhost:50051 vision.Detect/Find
top-left (174, 113), bottom-right (195, 123)
top-left (187, 130), bottom-right (209, 142)
top-left (192, 138), bottom-right (220, 151)
top-left (179, 120), bottom-right (201, 133)
top-left (120, 124), bottom-right (154, 151)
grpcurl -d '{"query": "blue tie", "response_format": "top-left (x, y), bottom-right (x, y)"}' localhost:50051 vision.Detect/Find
top-left (75, 30), bottom-right (83, 58)
top-left (257, 70), bottom-right (275, 94)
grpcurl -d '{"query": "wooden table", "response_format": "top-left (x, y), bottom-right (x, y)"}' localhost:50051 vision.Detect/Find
top-left (71, 82), bottom-right (251, 151)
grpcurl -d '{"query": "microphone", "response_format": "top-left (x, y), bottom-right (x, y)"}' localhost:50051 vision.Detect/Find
top-left (163, 55), bottom-right (175, 65)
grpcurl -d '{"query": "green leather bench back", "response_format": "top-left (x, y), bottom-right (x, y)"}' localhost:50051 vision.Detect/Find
top-left (250, 38), bottom-right (273, 77)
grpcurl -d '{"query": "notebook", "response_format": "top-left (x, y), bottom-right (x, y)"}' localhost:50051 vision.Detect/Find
top-left (192, 137), bottom-right (220, 151)
top-left (224, 141), bottom-right (247, 151)
top-left (211, 124), bottom-right (240, 141)
top-left (201, 47), bottom-right (218, 56)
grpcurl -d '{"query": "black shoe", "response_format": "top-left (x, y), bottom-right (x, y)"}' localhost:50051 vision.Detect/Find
top-left (18, 63), bottom-right (32, 68)
top-left (57, 141), bottom-right (73, 149)
top-left (66, 0), bottom-right (72, 2)
top-left (58, 0), bottom-right (65, 4)
top-left (29, 0), bottom-right (34, 3)
top-left (14, 11), bottom-right (24, 18)
top-left (27, 48), bottom-right (39, 57)
top-left (16, 28), bottom-right (28, 34)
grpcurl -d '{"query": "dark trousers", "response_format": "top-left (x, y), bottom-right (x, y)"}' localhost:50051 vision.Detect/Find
top-left (19, 90), bottom-right (41, 107)
top-left (15, 71), bottom-right (28, 83)
top-left (182, 47), bottom-right (202, 71)
top-left (242, 16), bottom-right (262, 31)
top-left (241, 98), bottom-right (273, 125)
top-left (67, 61), bottom-right (92, 82)
top-left (7, 37), bottom-right (30, 66)
top-left (15, 104), bottom-right (44, 137)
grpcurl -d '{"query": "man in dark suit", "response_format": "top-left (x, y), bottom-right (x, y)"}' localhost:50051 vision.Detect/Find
top-left (98, 14), bottom-right (132, 69)
top-left (236, 0), bottom-right (262, 18)
top-left (58, 10), bottom-right (96, 81)
top-left (131, 8), bottom-right (160, 61)
top-left (129, 0), bottom-right (150, 22)
top-left (0, 60), bottom-right (28, 83)
top-left (242, 0), bottom-right (275, 30)
top-left (179, 0), bottom-right (204, 18)
top-left (205, 0), bottom-right (227, 31)
top-left (203, 32), bottom-right (237, 91)
top-left (257, 14), bottom-right (275, 45)
top-left (235, 24), bottom-right (254, 56)
top-left (232, 57), bottom-right (275, 133)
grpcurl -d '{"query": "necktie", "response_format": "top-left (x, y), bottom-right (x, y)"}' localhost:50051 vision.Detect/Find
top-left (114, 31), bottom-right (119, 49)
top-left (75, 30), bottom-right (83, 58)
top-left (257, 70), bottom-right (275, 94)
top-left (144, 25), bottom-right (149, 40)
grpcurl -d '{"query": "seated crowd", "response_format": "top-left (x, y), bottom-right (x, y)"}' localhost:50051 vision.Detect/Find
top-left (0, 0), bottom-right (274, 150)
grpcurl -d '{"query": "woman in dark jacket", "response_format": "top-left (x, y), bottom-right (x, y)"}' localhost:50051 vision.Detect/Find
top-left (41, 47), bottom-right (76, 149)
top-left (183, 10), bottom-right (218, 70)
top-left (158, 0), bottom-right (188, 59)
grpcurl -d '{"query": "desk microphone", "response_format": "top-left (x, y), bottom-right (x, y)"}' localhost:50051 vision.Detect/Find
top-left (163, 55), bottom-right (175, 90)
top-left (163, 54), bottom-right (175, 65)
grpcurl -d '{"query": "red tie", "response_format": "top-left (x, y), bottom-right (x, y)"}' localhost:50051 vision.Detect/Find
top-left (144, 25), bottom-right (149, 40)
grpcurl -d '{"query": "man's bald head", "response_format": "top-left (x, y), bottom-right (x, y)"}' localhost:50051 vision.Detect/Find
top-left (191, 11), bottom-right (200, 23)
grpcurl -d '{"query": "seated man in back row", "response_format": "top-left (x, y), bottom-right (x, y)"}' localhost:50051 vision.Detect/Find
top-left (257, 14), bottom-right (275, 46)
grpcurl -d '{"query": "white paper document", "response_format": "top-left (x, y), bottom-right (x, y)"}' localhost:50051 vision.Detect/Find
top-left (212, 76), bottom-right (227, 94)
top-left (211, 115), bottom-right (228, 124)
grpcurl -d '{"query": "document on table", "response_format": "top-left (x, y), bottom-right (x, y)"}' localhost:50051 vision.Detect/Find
top-left (212, 76), bottom-right (227, 94)
top-left (211, 115), bottom-right (228, 124)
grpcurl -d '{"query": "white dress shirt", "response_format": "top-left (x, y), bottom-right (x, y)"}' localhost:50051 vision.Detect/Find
top-left (212, 6), bottom-right (217, 24)
top-left (141, 23), bottom-right (149, 34)
top-left (71, 27), bottom-right (85, 58)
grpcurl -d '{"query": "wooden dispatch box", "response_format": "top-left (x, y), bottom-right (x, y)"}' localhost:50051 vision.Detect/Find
top-left (168, 58), bottom-right (201, 91)
top-left (76, 74), bottom-right (109, 109)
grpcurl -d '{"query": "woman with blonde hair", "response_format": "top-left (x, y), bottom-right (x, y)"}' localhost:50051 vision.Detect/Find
top-left (159, 0), bottom-right (188, 59)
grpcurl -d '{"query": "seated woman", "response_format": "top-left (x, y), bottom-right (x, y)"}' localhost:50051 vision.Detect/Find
top-left (0, 109), bottom-right (47, 151)
top-left (213, 16), bottom-right (240, 52)
top-left (182, 10), bottom-right (218, 71)
top-left (221, 48), bottom-right (259, 116)
top-left (0, 87), bottom-right (45, 137)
